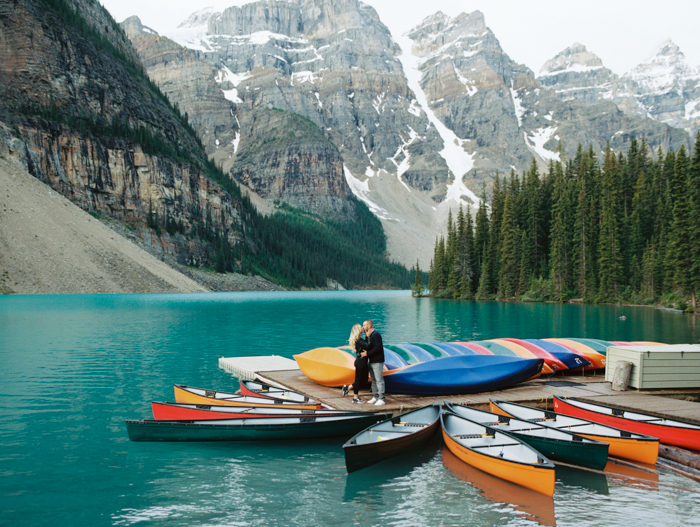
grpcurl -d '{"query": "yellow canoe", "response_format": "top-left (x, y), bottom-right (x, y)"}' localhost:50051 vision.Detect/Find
top-left (293, 347), bottom-right (359, 387)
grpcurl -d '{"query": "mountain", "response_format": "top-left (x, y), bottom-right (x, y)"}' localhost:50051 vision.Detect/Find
top-left (121, 4), bottom-right (690, 269)
top-left (537, 40), bottom-right (700, 136)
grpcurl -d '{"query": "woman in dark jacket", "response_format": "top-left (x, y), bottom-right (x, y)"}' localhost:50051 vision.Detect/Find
top-left (341, 324), bottom-right (370, 403)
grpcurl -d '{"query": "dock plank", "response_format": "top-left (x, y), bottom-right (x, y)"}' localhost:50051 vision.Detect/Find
top-left (254, 369), bottom-right (700, 424)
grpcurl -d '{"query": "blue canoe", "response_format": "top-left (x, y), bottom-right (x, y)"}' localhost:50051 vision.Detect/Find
top-left (383, 355), bottom-right (544, 395)
top-left (523, 339), bottom-right (592, 369)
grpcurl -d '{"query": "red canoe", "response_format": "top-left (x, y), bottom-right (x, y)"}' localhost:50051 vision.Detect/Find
top-left (553, 395), bottom-right (700, 451)
top-left (152, 401), bottom-right (362, 421)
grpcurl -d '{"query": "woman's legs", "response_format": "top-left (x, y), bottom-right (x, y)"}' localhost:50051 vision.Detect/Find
top-left (353, 357), bottom-right (369, 395)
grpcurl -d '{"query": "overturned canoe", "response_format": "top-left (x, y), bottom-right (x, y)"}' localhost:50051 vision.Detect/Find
top-left (383, 355), bottom-right (544, 395)
top-left (126, 412), bottom-right (391, 442)
top-left (490, 399), bottom-right (659, 464)
top-left (152, 401), bottom-right (359, 421)
top-left (542, 338), bottom-right (606, 369)
top-left (293, 347), bottom-right (358, 387)
top-left (444, 401), bottom-right (609, 470)
top-left (441, 411), bottom-right (556, 496)
top-left (174, 384), bottom-right (321, 409)
top-left (553, 395), bottom-right (700, 451)
top-left (238, 379), bottom-right (317, 403)
top-left (343, 404), bottom-right (441, 473)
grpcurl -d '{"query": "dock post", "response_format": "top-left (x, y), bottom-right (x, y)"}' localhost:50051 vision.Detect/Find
top-left (611, 361), bottom-right (633, 391)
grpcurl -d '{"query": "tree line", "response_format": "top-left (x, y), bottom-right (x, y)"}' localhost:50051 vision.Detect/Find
top-left (424, 135), bottom-right (700, 312)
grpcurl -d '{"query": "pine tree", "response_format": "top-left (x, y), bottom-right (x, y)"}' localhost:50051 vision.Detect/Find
top-left (498, 192), bottom-right (520, 299)
top-left (688, 134), bottom-right (700, 311)
top-left (549, 158), bottom-right (570, 301)
top-left (669, 146), bottom-right (691, 301)
top-left (474, 184), bottom-right (490, 286)
top-left (598, 145), bottom-right (622, 301)
top-left (412, 259), bottom-right (423, 297)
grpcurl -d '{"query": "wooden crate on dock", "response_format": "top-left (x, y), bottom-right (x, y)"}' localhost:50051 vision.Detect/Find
top-left (605, 345), bottom-right (700, 389)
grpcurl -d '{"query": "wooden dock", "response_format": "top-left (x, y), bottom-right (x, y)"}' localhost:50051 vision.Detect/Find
top-left (249, 366), bottom-right (700, 424)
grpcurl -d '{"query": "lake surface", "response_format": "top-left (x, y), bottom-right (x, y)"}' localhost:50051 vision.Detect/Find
top-left (1, 291), bottom-right (700, 526)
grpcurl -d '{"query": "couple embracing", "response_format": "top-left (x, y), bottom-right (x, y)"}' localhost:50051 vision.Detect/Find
top-left (341, 320), bottom-right (385, 406)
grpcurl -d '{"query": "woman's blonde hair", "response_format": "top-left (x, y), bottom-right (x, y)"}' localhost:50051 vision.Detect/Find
top-left (348, 324), bottom-right (363, 348)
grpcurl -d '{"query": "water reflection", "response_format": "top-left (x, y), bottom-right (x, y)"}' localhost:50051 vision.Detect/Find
top-left (605, 460), bottom-right (659, 490)
top-left (556, 464), bottom-right (609, 495)
top-left (441, 446), bottom-right (557, 527)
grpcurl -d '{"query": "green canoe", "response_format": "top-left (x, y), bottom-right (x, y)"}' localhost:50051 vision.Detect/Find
top-left (444, 402), bottom-right (609, 470)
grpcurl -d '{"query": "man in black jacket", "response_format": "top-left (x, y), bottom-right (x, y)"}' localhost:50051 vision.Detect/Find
top-left (360, 319), bottom-right (385, 406)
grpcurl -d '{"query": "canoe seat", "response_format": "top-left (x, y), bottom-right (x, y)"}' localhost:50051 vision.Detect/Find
top-left (531, 418), bottom-right (556, 423)
top-left (455, 433), bottom-right (495, 439)
top-left (395, 422), bottom-right (428, 428)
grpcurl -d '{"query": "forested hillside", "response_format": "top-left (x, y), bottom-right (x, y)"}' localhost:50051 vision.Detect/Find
top-left (0, 0), bottom-right (411, 291)
top-left (426, 135), bottom-right (700, 311)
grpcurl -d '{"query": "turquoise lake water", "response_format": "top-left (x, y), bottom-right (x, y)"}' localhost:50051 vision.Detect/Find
top-left (1, 291), bottom-right (700, 526)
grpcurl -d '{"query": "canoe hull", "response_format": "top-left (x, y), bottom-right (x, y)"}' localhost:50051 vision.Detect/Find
top-left (343, 405), bottom-right (441, 473)
top-left (554, 396), bottom-right (700, 451)
top-left (127, 413), bottom-right (391, 442)
top-left (383, 355), bottom-right (544, 395)
top-left (491, 400), bottom-right (659, 464)
top-left (152, 402), bottom-right (356, 421)
top-left (445, 402), bottom-right (608, 470)
top-left (441, 429), bottom-right (555, 497)
top-left (293, 347), bottom-right (358, 387)
top-left (174, 385), bottom-right (320, 409)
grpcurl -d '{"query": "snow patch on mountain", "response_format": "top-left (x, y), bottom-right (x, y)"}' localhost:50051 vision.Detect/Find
top-left (524, 127), bottom-right (560, 163)
top-left (396, 33), bottom-right (479, 208)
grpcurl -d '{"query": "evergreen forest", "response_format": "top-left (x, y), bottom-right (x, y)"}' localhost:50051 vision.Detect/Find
top-left (424, 135), bottom-right (700, 312)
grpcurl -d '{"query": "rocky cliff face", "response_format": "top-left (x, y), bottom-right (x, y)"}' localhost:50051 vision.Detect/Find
top-left (0, 0), bottom-right (251, 268)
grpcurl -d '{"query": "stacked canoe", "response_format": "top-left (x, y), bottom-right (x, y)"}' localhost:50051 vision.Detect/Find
top-left (294, 338), bottom-right (659, 395)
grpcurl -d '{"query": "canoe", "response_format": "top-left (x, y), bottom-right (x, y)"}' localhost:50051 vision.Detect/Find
top-left (293, 347), bottom-right (357, 387)
top-left (126, 412), bottom-right (391, 442)
top-left (382, 347), bottom-right (409, 370)
top-left (383, 355), bottom-right (544, 395)
top-left (174, 384), bottom-right (321, 409)
top-left (481, 340), bottom-right (554, 375)
top-left (542, 338), bottom-right (606, 369)
top-left (490, 399), bottom-right (659, 464)
top-left (430, 342), bottom-right (477, 356)
top-left (493, 339), bottom-right (568, 371)
top-left (564, 338), bottom-right (613, 355)
top-left (441, 446), bottom-right (556, 527)
top-left (444, 401), bottom-right (609, 470)
top-left (523, 339), bottom-right (593, 370)
top-left (384, 345), bottom-right (423, 365)
top-left (343, 403), bottom-right (441, 473)
top-left (397, 343), bottom-right (436, 362)
top-left (238, 379), bottom-right (317, 403)
top-left (441, 411), bottom-right (556, 496)
top-left (453, 342), bottom-right (493, 355)
top-left (152, 401), bottom-right (361, 421)
top-left (553, 395), bottom-right (700, 451)
top-left (411, 342), bottom-right (453, 358)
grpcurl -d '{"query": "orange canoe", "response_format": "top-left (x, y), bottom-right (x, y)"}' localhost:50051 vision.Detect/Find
top-left (442, 446), bottom-right (556, 526)
top-left (173, 384), bottom-right (321, 409)
top-left (441, 412), bottom-right (556, 497)
top-left (293, 347), bottom-right (359, 387)
top-left (542, 338), bottom-right (606, 369)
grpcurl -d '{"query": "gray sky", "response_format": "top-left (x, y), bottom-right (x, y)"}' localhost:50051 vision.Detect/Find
top-left (100, 0), bottom-right (700, 76)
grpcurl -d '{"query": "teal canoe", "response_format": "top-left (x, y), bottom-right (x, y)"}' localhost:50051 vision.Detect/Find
top-left (444, 402), bottom-right (609, 470)
top-left (126, 412), bottom-right (391, 442)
